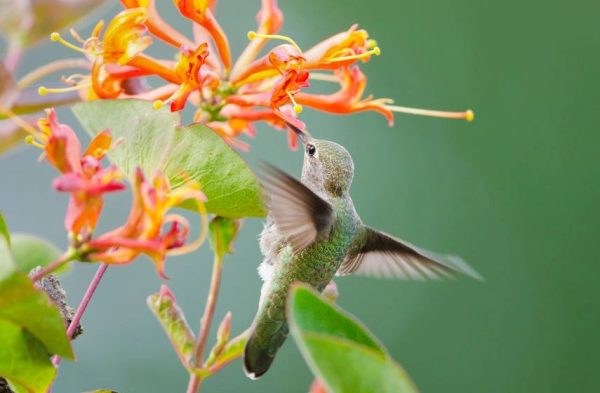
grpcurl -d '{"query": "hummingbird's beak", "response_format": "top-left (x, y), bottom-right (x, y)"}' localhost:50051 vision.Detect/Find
top-left (286, 122), bottom-right (309, 144)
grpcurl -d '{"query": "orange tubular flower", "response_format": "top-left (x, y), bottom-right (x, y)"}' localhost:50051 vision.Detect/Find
top-left (87, 169), bottom-right (208, 279)
top-left (27, 110), bottom-right (125, 235)
top-left (231, 44), bottom-right (304, 85)
top-left (32, 109), bottom-right (83, 174)
top-left (174, 0), bottom-right (232, 71)
top-left (206, 104), bottom-right (300, 150)
top-left (100, 8), bottom-right (153, 66)
top-left (296, 66), bottom-right (394, 125)
top-left (231, 0), bottom-right (283, 80)
top-left (44, 0), bottom-right (473, 150)
top-left (121, 0), bottom-right (196, 49)
top-left (154, 43), bottom-right (210, 111)
top-left (303, 24), bottom-right (380, 70)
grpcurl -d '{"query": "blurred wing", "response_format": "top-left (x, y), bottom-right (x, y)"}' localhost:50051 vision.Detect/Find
top-left (260, 164), bottom-right (334, 252)
top-left (337, 227), bottom-right (482, 281)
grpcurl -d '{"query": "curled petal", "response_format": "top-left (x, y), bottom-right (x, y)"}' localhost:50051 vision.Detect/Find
top-left (53, 167), bottom-right (125, 234)
top-left (303, 25), bottom-right (379, 70)
top-left (232, 44), bottom-right (304, 85)
top-left (174, 0), bottom-right (232, 70)
top-left (121, 0), bottom-right (196, 49)
top-left (270, 69), bottom-right (309, 109)
top-left (91, 61), bottom-right (125, 98)
top-left (64, 193), bottom-right (104, 237)
top-left (102, 8), bottom-right (152, 65)
top-left (296, 66), bottom-right (394, 125)
top-left (155, 44), bottom-right (209, 111)
top-left (87, 169), bottom-right (207, 279)
top-left (84, 129), bottom-right (112, 159)
top-left (38, 109), bottom-right (83, 174)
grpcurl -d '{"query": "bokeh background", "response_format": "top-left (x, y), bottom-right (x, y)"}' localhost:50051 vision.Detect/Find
top-left (1, 0), bottom-right (599, 392)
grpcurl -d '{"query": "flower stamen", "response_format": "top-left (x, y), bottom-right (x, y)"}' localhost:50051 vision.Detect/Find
top-left (386, 104), bottom-right (474, 122)
top-left (50, 32), bottom-right (86, 53)
top-left (308, 72), bottom-right (339, 83)
top-left (153, 99), bottom-right (166, 110)
top-left (247, 30), bottom-right (302, 53)
top-left (166, 198), bottom-right (208, 257)
top-left (286, 91), bottom-right (303, 113)
top-left (327, 46), bottom-right (381, 63)
top-left (38, 82), bottom-right (92, 96)
top-left (0, 106), bottom-right (40, 136)
top-left (24, 135), bottom-right (46, 149)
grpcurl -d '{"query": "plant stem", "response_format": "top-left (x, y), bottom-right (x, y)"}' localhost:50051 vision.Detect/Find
top-left (4, 41), bottom-right (22, 73)
top-left (29, 251), bottom-right (78, 282)
top-left (52, 263), bottom-right (109, 368)
top-left (186, 254), bottom-right (224, 393)
top-left (17, 58), bottom-right (90, 89)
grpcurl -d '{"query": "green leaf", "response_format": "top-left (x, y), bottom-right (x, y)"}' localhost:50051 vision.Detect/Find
top-left (147, 285), bottom-right (196, 367)
top-left (192, 332), bottom-right (248, 376)
top-left (11, 233), bottom-right (62, 273)
top-left (0, 272), bottom-right (74, 359)
top-left (291, 284), bottom-right (384, 353)
top-left (0, 214), bottom-right (14, 281)
top-left (6, 379), bottom-right (30, 393)
top-left (209, 217), bottom-right (240, 259)
top-left (0, 319), bottom-right (56, 393)
top-left (0, 212), bottom-right (10, 249)
top-left (72, 99), bottom-right (266, 218)
top-left (288, 285), bottom-right (417, 393)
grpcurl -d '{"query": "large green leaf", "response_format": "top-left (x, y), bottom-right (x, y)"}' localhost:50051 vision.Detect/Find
top-left (0, 319), bottom-right (56, 393)
top-left (0, 272), bottom-right (73, 359)
top-left (288, 285), bottom-right (417, 393)
top-left (11, 233), bottom-right (61, 273)
top-left (72, 99), bottom-right (266, 218)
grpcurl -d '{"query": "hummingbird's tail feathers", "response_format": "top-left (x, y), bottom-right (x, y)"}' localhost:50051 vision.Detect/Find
top-left (337, 226), bottom-right (483, 281)
top-left (243, 322), bottom-right (289, 379)
top-left (244, 333), bottom-right (276, 379)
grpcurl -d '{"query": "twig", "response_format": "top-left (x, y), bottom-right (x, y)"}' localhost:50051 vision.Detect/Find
top-left (4, 41), bottom-right (22, 73)
top-left (51, 263), bottom-right (109, 369)
top-left (29, 251), bottom-right (77, 282)
top-left (186, 253), bottom-right (224, 393)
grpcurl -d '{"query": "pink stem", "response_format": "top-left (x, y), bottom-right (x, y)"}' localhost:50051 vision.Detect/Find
top-left (186, 255), bottom-right (224, 393)
top-left (4, 41), bottom-right (22, 73)
top-left (51, 263), bottom-right (109, 368)
top-left (29, 252), bottom-right (77, 282)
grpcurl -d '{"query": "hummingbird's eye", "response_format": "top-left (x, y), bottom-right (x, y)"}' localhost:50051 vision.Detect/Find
top-left (306, 144), bottom-right (316, 157)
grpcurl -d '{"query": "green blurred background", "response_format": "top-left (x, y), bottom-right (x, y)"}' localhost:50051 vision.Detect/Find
top-left (1, 0), bottom-right (599, 391)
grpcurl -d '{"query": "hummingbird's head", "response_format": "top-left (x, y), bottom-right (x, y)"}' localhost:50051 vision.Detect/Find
top-left (292, 126), bottom-right (354, 197)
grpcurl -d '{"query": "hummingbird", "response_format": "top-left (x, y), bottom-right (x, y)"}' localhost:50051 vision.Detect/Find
top-left (243, 125), bottom-right (481, 379)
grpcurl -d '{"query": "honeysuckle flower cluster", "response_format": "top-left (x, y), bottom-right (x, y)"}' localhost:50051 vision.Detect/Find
top-left (27, 109), bottom-right (207, 278)
top-left (39, 0), bottom-right (473, 150)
